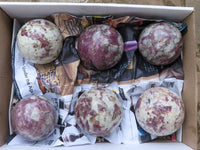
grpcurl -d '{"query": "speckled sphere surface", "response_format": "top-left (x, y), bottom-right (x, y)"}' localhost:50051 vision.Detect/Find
top-left (75, 88), bottom-right (122, 136)
top-left (138, 22), bottom-right (183, 65)
top-left (11, 95), bottom-right (58, 141)
top-left (77, 24), bottom-right (124, 70)
top-left (17, 19), bottom-right (63, 64)
top-left (135, 87), bottom-right (185, 136)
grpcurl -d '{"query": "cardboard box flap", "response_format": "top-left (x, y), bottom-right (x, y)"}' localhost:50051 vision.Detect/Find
top-left (0, 2), bottom-right (194, 22)
top-left (0, 8), bottom-right (13, 146)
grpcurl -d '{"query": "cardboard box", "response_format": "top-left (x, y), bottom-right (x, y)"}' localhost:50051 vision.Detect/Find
top-left (0, 2), bottom-right (197, 150)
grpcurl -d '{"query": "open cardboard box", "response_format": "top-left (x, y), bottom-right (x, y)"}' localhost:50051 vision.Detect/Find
top-left (0, 2), bottom-right (198, 150)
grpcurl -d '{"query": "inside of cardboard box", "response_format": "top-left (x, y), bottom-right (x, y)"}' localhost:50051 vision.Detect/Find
top-left (182, 11), bottom-right (198, 149)
top-left (0, 8), bottom-right (13, 146)
top-left (0, 3), bottom-right (197, 150)
top-left (0, 142), bottom-right (194, 150)
top-left (0, 2), bottom-right (194, 22)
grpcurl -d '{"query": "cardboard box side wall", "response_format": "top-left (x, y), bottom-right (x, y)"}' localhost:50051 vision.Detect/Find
top-left (0, 8), bottom-right (13, 146)
top-left (0, 142), bottom-right (194, 150)
top-left (182, 11), bottom-right (198, 150)
top-left (0, 2), bottom-right (194, 21)
top-left (0, 3), bottom-right (198, 150)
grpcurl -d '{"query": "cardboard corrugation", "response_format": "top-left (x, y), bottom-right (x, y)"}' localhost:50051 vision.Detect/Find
top-left (0, 8), bottom-right (13, 146)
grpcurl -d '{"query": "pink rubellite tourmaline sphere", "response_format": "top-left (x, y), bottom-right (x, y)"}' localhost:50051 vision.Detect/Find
top-left (17, 19), bottom-right (63, 64)
top-left (77, 24), bottom-right (124, 70)
top-left (75, 88), bottom-right (122, 136)
top-left (138, 22), bottom-right (183, 66)
top-left (135, 87), bottom-right (185, 136)
top-left (11, 95), bottom-right (58, 141)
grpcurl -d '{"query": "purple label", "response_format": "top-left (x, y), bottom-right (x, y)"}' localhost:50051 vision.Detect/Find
top-left (124, 40), bottom-right (138, 51)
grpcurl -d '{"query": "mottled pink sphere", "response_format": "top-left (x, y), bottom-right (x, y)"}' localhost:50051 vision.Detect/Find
top-left (11, 95), bottom-right (58, 141)
top-left (78, 24), bottom-right (124, 70)
top-left (138, 22), bottom-right (183, 65)
top-left (135, 87), bottom-right (185, 136)
top-left (75, 88), bottom-right (122, 136)
top-left (17, 19), bottom-right (63, 64)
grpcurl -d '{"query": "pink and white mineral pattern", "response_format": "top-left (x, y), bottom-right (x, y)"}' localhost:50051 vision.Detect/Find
top-left (78, 24), bottom-right (124, 70)
top-left (17, 19), bottom-right (63, 64)
top-left (135, 87), bottom-right (185, 136)
top-left (75, 88), bottom-right (122, 136)
top-left (138, 22), bottom-right (183, 66)
top-left (11, 95), bottom-right (58, 141)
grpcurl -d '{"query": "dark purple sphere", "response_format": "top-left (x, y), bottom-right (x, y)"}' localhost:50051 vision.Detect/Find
top-left (78, 24), bottom-right (124, 70)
